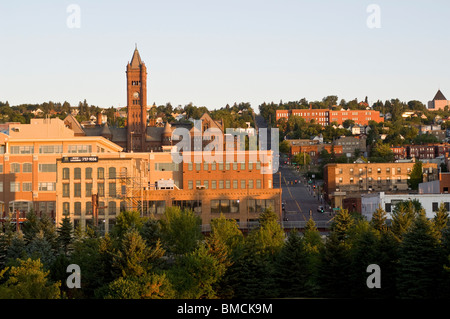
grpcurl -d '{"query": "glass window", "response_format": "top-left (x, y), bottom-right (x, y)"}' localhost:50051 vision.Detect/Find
top-left (39, 164), bottom-right (57, 173)
top-left (98, 183), bottom-right (105, 197)
top-left (74, 202), bottom-right (81, 215)
top-left (109, 167), bottom-right (116, 179)
top-left (74, 168), bottom-right (81, 179)
top-left (63, 168), bottom-right (70, 180)
top-left (109, 183), bottom-right (116, 197)
top-left (211, 180), bottom-right (217, 189)
top-left (225, 180), bottom-right (230, 189)
top-left (38, 182), bottom-right (56, 191)
top-left (256, 179), bottom-right (261, 189)
top-left (98, 167), bottom-right (105, 179)
top-left (248, 180), bottom-right (254, 189)
top-left (10, 163), bottom-right (20, 173)
top-left (74, 183), bottom-right (81, 197)
top-left (22, 182), bottom-right (32, 192)
top-left (108, 201), bottom-right (117, 215)
top-left (85, 167), bottom-right (93, 179)
top-left (63, 184), bottom-right (70, 197)
top-left (63, 202), bottom-right (70, 215)
top-left (188, 180), bottom-right (193, 190)
top-left (86, 183), bottom-right (93, 197)
top-left (241, 180), bottom-right (246, 189)
top-left (233, 180), bottom-right (238, 189)
top-left (219, 180), bottom-right (224, 189)
top-left (23, 163), bottom-right (32, 173)
top-left (204, 181), bottom-right (209, 189)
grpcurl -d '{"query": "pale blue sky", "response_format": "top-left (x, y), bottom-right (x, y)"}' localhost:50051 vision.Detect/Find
top-left (1, 0), bottom-right (449, 111)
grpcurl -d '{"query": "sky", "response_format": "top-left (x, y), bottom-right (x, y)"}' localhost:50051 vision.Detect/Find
top-left (0, 0), bottom-right (449, 112)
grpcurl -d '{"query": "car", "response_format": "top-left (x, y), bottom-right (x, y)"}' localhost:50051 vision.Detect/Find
top-left (317, 206), bottom-right (324, 213)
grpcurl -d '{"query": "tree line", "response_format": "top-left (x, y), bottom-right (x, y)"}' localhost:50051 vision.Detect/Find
top-left (0, 201), bottom-right (450, 299)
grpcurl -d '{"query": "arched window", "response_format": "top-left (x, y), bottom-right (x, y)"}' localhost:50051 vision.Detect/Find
top-left (109, 167), bottom-right (116, 179)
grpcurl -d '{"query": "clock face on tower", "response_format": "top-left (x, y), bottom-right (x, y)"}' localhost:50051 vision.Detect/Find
top-left (133, 92), bottom-right (140, 99)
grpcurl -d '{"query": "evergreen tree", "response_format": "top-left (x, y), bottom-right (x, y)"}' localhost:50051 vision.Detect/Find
top-left (57, 217), bottom-right (74, 255)
top-left (25, 230), bottom-right (56, 269)
top-left (275, 231), bottom-right (310, 297)
top-left (407, 161), bottom-right (423, 190)
top-left (370, 205), bottom-right (388, 233)
top-left (397, 212), bottom-right (445, 298)
top-left (432, 202), bottom-right (450, 242)
top-left (390, 201), bottom-right (416, 242)
top-left (331, 209), bottom-right (354, 242)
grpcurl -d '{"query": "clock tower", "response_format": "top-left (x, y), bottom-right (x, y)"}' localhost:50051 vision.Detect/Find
top-left (126, 46), bottom-right (147, 152)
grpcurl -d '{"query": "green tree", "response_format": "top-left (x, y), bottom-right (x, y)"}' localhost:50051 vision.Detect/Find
top-left (57, 217), bottom-right (74, 256)
top-left (112, 210), bottom-right (145, 239)
top-left (432, 202), bottom-right (450, 242)
top-left (370, 205), bottom-right (388, 233)
top-left (330, 209), bottom-right (354, 242)
top-left (390, 201), bottom-right (417, 242)
top-left (160, 207), bottom-right (202, 255)
top-left (104, 273), bottom-right (174, 299)
top-left (397, 212), bottom-right (445, 298)
top-left (0, 258), bottom-right (61, 299)
top-left (408, 161), bottom-right (423, 190)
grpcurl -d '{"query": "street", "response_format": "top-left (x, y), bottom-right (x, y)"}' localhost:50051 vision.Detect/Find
top-left (273, 163), bottom-right (333, 224)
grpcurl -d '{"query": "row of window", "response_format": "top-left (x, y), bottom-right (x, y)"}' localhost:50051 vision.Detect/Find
top-left (62, 167), bottom-right (125, 180)
top-left (4, 163), bottom-right (57, 173)
top-left (62, 201), bottom-right (121, 216)
top-left (188, 161), bottom-right (262, 171)
top-left (8, 145), bottom-right (92, 154)
top-left (338, 167), bottom-right (413, 175)
top-left (337, 176), bottom-right (408, 184)
top-left (0, 182), bottom-right (56, 192)
top-left (62, 182), bottom-right (117, 198)
top-left (188, 179), bottom-right (270, 190)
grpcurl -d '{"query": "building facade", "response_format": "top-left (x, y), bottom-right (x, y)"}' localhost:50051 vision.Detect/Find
top-left (55, 150), bottom-right (282, 232)
top-left (0, 118), bottom-right (122, 221)
top-left (276, 108), bottom-right (384, 126)
top-left (323, 162), bottom-right (439, 208)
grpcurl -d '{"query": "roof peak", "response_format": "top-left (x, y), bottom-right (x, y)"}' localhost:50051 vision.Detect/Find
top-left (433, 89), bottom-right (447, 101)
top-left (130, 46), bottom-right (142, 68)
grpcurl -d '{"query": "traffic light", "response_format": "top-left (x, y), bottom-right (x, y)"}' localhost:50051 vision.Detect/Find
top-left (313, 185), bottom-right (316, 189)
top-left (321, 207), bottom-right (324, 213)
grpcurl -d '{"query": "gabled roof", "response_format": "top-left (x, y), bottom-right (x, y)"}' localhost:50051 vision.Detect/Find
top-left (433, 89), bottom-right (447, 101)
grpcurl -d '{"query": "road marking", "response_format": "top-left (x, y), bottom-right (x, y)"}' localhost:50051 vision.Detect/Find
top-left (282, 175), bottom-right (302, 213)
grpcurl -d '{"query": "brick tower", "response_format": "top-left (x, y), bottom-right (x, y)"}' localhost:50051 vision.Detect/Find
top-left (126, 45), bottom-right (147, 152)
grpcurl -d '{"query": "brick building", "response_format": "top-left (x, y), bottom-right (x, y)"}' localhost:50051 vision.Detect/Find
top-left (276, 107), bottom-right (384, 126)
top-left (427, 89), bottom-right (450, 110)
top-left (55, 150), bottom-right (282, 232)
top-left (323, 162), bottom-right (439, 208)
top-left (0, 118), bottom-right (122, 220)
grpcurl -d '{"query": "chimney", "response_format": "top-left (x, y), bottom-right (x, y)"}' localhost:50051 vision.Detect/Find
top-left (97, 112), bottom-right (102, 126)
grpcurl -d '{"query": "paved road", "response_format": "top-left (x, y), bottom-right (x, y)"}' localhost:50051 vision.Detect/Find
top-left (274, 164), bottom-right (333, 224)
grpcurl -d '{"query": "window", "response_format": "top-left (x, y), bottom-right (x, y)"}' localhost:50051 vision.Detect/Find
top-left (108, 201), bottom-right (117, 215)
top-left (98, 183), bottom-right (105, 197)
top-left (195, 163), bottom-right (201, 171)
top-left (188, 180), bottom-right (193, 190)
top-left (22, 182), bottom-right (32, 192)
top-left (23, 163), bottom-right (32, 173)
top-left (39, 145), bottom-right (63, 154)
top-left (86, 183), bottom-right (93, 197)
top-left (86, 202), bottom-right (92, 215)
top-left (211, 180), bottom-right (217, 189)
top-left (109, 167), bottom-right (116, 179)
top-left (248, 180), bottom-right (254, 189)
top-left (85, 167), bottom-right (93, 179)
top-left (63, 202), bottom-right (70, 215)
top-left (38, 182), bottom-right (56, 191)
top-left (256, 162), bottom-right (261, 170)
top-left (211, 200), bottom-right (235, 214)
top-left (196, 180), bottom-right (201, 188)
top-left (219, 180), bottom-right (224, 189)
top-left (225, 180), bottom-right (230, 189)
top-left (0, 182), bottom-right (3, 192)
top-left (397, 167), bottom-right (401, 174)
top-left (219, 162), bottom-right (223, 170)
top-left (0, 164), bottom-right (2, 173)
top-left (98, 167), bottom-right (105, 179)
top-left (10, 163), bottom-right (20, 173)
top-left (233, 180), bottom-right (238, 189)
top-left (63, 168), bottom-right (70, 180)
top-left (240, 162), bottom-right (245, 170)
top-left (10, 145), bottom-right (34, 154)
top-left (68, 145), bottom-right (92, 153)
top-left (10, 182), bottom-right (20, 192)
top-left (204, 181), bottom-right (209, 189)
top-left (241, 180), bottom-right (246, 189)
top-left (74, 183), bottom-right (81, 197)
top-left (226, 162), bottom-right (230, 170)
top-left (233, 162), bottom-right (238, 170)
top-left (211, 162), bottom-right (216, 170)
top-left (256, 179), bottom-right (261, 189)
top-left (203, 162), bottom-right (208, 171)
top-left (74, 202), bottom-right (81, 216)
top-left (39, 164), bottom-right (57, 173)
top-left (74, 168), bottom-right (81, 179)
top-left (188, 163), bottom-right (193, 171)
top-left (249, 162), bottom-right (253, 170)
top-left (63, 184), bottom-right (70, 197)
top-left (432, 202), bottom-right (439, 212)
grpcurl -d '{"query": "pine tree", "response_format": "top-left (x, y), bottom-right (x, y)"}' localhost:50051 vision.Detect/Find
top-left (370, 205), bottom-right (388, 233)
top-left (432, 202), bottom-right (449, 242)
top-left (57, 217), bottom-right (74, 256)
top-left (275, 231), bottom-right (310, 297)
top-left (397, 212), bottom-right (445, 298)
top-left (331, 209), bottom-right (354, 242)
